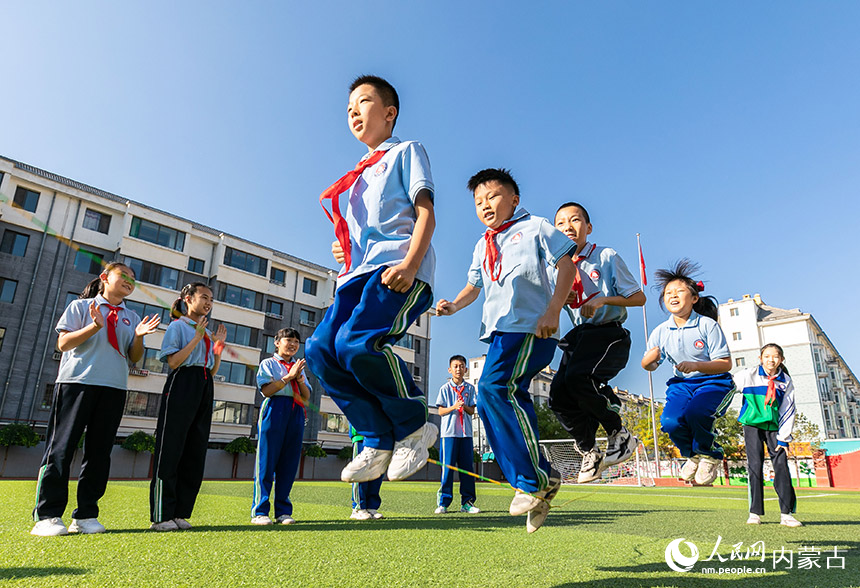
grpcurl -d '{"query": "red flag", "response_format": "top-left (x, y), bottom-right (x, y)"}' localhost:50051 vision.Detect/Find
top-left (638, 241), bottom-right (647, 286)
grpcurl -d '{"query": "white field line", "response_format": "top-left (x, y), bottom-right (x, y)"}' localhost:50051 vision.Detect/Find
top-left (558, 487), bottom-right (838, 502)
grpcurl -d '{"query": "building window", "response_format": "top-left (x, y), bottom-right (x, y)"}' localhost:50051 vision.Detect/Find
top-left (129, 216), bottom-right (185, 251)
top-left (414, 366), bottom-right (421, 378)
top-left (131, 348), bottom-right (169, 374)
top-left (73, 249), bottom-right (103, 274)
top-left (266, 300), bottom-right (283, 317)
top-left (0, 326), bottom-right (5, 351)
top-left (735, 357), bottom-right (746, 367)
top-left (262, 335), bottom-right (277, 354)
top-left (216, 360), bottom-right (254, 386)
top-left (218, 283), bottom-right (263, 311)
top-left (299, 309), bottom-right (316, 326)
top-left (0, 230), bottom-right (29, 256)
top-left (212, 401), bottom-right (254, 425)
top-left (223, 247), bottom-right (267, 276)
top-left (320, 412), bottom-right (350, 434)
top-left (732, 332), bottom-right (742, 341)
top-left (0, 277), bottom-right (18, 303)
top-left (729, 308), bottom-right (739, 317)
top-left (396, 333), bottom-right (415, 350)
top-left (82, 208), bottom-right (111, 234)
top-left (414, 338), bottom-right (421, 354)
top-left (187, 257), bottom-right (205, 274)
top-left (416, 314), bottom-right (421, 327)
top-left (220, 321), bottom-right (256, 347)
top-left (270, 267), bottom-right (286, 285)
top-left (13, 186), bottom-right (40, 213)
top-left (41, 383), bottom-right (56, 410)
top-left (302, 277), bottom-right (318, 296)
top-left (124, 391), bottom-right (161, 418)
top-left (124, 300), bottom-right (172, 325)
top-left (124, 256), bottom-right (179, 290)
top-left (64, 292), bottom-right (79, 309)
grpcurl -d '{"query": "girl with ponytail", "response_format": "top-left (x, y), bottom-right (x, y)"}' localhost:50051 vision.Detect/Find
top-left (150, 282), bottom-right (226, 531)
top-left (641, 259), bottom-right (733, 486)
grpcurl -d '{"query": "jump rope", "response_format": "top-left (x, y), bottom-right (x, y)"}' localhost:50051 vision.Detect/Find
top-left (2, 193), bottom-right (594, 510)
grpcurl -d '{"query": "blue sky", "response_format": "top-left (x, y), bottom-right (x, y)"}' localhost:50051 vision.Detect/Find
top-left (3, 2), bottom-right (859, 400)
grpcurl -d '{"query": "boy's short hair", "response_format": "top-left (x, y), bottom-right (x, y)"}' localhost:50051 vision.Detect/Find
top-left (467, 168), bottom-right (520, 196)
top-left (276, 327), bottom-right (302, 342)
top-left (449, 354), bottom-right (467, 366)
top-left (350, 74), bottom-right (400, 129)
top-left (556, 201), bottom-right (590, 224)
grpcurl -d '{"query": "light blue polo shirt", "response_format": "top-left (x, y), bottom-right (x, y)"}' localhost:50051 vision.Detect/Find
top-left (560, 243), bottom-right (642, 327)
top-left (55, 294), bottom-right (142, 389)
top-left (158, 317), bottom-right (216, 369)
top-left (338, 136), bottom-right (436, 291)
top-left (256, 354), bottom-right (308, 398)
top-left (435, 380), bottom-right (477, 438)
top-left (468, 208), bottom-right (576, 342)
top-left (646, 311), bottom-right (730, 378)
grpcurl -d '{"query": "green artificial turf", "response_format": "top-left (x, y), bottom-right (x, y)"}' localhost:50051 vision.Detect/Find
top-left (1, 480), bottom-right (857, 587)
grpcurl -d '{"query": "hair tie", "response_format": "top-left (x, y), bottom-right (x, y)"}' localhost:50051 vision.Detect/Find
top-left (696, 281), bottom-right (705, 292)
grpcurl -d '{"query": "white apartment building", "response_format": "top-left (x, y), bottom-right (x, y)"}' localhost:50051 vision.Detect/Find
top-left (720, 293), bottom-right (860, 439)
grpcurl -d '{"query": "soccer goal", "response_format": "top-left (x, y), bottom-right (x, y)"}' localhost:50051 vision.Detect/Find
top-left (539, 438), bottom-right (656, 486)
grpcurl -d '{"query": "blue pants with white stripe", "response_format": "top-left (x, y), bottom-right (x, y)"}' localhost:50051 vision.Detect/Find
top-left (305, 267), bottom-right (432, 451)
top-left (252, 396), bottom-right (304, 518)
top-left (660, 373), bottom-right (735, 460)
top-left (437, 436), bottom-right (476, 507)
top-left (478, 332), bottom-right (556, 494)
top-left (351, 439), bottom-right (382, 510)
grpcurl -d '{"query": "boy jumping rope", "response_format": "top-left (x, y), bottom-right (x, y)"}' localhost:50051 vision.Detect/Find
top-left (306, 75), bottom-right (437, 484)
top-left (436, 168), bottom-right (576, 533)
top-left (549, 203), bottom-right (646, 483)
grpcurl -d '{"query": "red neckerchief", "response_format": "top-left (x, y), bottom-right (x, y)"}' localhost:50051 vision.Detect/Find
top-left (452, 383), bottom-right (466, 430)
top-left (103, 304), bottom-right (125, 357)
top-left (765, 373), bottom-right (779, 407)
top-left (277, 358), bottom-right (305, 413)
top-left (482, 218), bottom-right (520, 282)
top-left (568, 243), bottom-right (600, 309)
top-left (319, 149), bottom-right (389, 277)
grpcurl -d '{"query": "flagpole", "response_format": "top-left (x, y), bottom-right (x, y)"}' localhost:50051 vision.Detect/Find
top-left (638, 233), bottom-right (662, 480)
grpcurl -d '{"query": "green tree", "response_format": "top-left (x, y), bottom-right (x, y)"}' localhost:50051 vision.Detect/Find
top-left (535, 403), bottom-right (567, 440)
top-left (793, 412), bottom-right (822, 449)
top-left (714, 408), bottom-right (745, 459)
top-left (625, 403), bottom-right (673, 458)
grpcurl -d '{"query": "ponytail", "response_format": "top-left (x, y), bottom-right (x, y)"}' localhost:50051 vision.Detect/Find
top-left (79, 260), bottom-right (128, 299)
top-left (693, 296), bottom-right (719, 322)
top-left (173, 282), bottom-right (209, 319)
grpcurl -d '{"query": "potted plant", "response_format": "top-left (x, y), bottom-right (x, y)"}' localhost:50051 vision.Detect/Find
top-left (224, 436), bottom-right (256, 479)
top-left (121, 431), bottom-right (156, 478)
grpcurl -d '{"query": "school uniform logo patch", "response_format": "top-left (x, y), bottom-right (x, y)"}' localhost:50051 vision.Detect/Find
top-left (510, 232), bottom-right (523, 244)
top-left (693, 339), bottom-right (705, 350)
top-left (122, 318), bottom-right (131, 326)
top-left (374, 162), bottom-right (388, 176)
top-left (590, 270), bottom-right (600, 280)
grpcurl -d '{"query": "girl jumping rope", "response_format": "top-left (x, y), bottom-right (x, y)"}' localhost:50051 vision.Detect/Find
top-left (734, 343), bottom-right (801, 527)
top-left (32, 261), bottom-right (160, 536)
top-left (642, 259), bottom-right (733, 486)
top-left (150, 282), bottom-right (226, 531)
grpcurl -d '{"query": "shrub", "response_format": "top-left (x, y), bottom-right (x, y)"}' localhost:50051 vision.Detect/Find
top-left (303, 444), bottom-right (327, 459)
top-left (121, 431), bottom-right (155, 453)
top-left (337, 446), bottom-right (353, 460)
top-left (224, 436), bottom-right (256, 454)
top-left (0, 423), bottom-right (40, 448)
top-left (428, 445), bottom-right (439, 461)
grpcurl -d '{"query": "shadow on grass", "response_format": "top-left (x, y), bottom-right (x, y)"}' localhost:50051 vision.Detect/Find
top-left (106, 509), bottom-right (652, 534)
top-left (0, 567), bottom-right (88, 580)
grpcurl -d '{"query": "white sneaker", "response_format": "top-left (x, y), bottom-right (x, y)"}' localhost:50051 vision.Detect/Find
top-left (367, 509), bottom-right (384, 520)
top-left (173, 518), bottom-right (192, 530)
top-left (510, 472), bottom-right (561, 516)
top-left (68, 518), bottom-right (106, 534)
top-left (746, 513), bottom-right (762, 525)
top-left (680, 456), bottom-right (700, 482)
top-left (526, 500), bottom-right (550, 534)
top-left (31, 517), bottom-right (68, 537)
top-left (695, 456), bottom-right (721, 486)
top-left (434, 506), bottom-right (448, 514)
top-left (604, 428), bottom-right (638, 467)
top-left (251, 515), bottom-right (273, 526)
top-left (276, 515), bottom-right (295, 525)
top-left (341, 447), bottom-right (393, 483)
top-left (387, 423), bottom-right (438, 481)
top-left (780, 514), bottom-right (803, 528)
top-left (149, 520), bottom-right (179, 532)
top-left (460, 503), bottom-right (480, 514)
top-left (577, 448), bottom-right (605, 483)
top-left (350, 508), bottom-right (373, 521)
